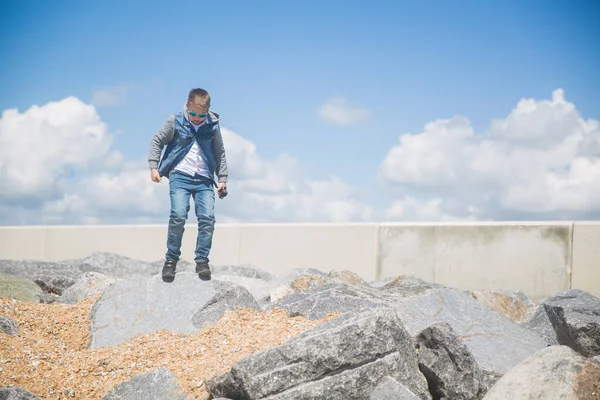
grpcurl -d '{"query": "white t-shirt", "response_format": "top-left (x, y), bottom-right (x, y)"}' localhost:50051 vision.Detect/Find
top-left (173, 119), bottom-right (210, 178)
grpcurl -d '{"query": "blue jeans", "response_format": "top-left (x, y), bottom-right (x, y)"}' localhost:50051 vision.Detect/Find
top-left (166, 170), bottom-right (215, 264)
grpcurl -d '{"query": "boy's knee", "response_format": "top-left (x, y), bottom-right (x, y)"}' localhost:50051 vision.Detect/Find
top-left (197, 213), bottom-right (215, 226)
top-left (169, 209), bottom-right (188, 225)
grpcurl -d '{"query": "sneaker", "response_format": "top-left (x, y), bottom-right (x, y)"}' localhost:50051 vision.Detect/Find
top-left (196, 262), bottom-right (211, 280)
top-left (162, 259), bottom-right (177, 283)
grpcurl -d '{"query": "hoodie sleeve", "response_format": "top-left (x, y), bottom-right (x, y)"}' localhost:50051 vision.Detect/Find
top-left (212, 122), bottom-right (228, 183)
top-left (148, 115), bottom-right (175, 170)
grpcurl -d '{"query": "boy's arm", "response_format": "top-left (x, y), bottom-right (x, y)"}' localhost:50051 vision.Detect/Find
top-left (148, 115), bottom-right (175, 170)
top-left (212, 122), bottom-right (228, 183)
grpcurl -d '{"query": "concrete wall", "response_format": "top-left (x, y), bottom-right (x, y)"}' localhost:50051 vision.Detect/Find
top-left (571, 221), bottom-right (600, 298)
top-left (0, 221), bottom-right (597, 301)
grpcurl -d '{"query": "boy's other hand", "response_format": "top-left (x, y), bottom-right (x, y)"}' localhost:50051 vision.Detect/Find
top-left (150, 169), bottom-right (161, 183)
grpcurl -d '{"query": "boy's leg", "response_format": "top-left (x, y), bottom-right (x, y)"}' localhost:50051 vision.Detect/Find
top-left (192, 177), bottom-right (215, 279)
top-left (165, 173), bottom-right (192, 275)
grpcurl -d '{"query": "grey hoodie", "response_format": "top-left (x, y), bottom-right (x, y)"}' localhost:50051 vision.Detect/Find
top-left (147, 104), bottom-right (228, 183)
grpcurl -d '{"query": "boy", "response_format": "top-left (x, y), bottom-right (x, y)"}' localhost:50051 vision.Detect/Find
top-left (148, 88), bottom-right (228, 283)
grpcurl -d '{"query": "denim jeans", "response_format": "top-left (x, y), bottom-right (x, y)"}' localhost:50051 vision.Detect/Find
top-left (166, 170), bottom-right (215, 264)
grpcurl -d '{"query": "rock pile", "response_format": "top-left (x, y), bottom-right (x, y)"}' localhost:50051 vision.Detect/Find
top-left (1, 252), bottom-right (599, 399)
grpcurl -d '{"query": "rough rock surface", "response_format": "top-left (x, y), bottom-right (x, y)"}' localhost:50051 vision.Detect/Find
top-left (100, 368), bottom-right (193, 400)
top-left (520, 304), bottom-right (559, 346)
top-left (0, 314), bottom-right (19, 335)
top-left (0, 259), bottom-right (79, 294)
top-left (89, 272), bottom-right (259, 348)
top-left (0, 273), bottom-right (45, 302)
top-left (543, 289), bottom-right (600, 357)
top-left (0, 387), bottom-right (41, 399)
top-left (393, 287), bottom-right (548, 377)
top-left (482, 345), bottom-right (600, 399)
top-left (0, 252), bottom-right (166, 295)
top-left (59, 271), bottom-right (116, 304)
top-left (382, 275), bottom-right (445, 292)
top-left (268, 275), bottom-right (441, 320)
top-left (417, 323), bottom-right (491, 400)
top-left (267, 282), bottom-right (388, 320)
top-left (468, 289), bottom-right (536, 323)
top-left (369, 376), bottom-right (420, 400)
top-left (210, 265), bottom-right (277, 305)
top-left (192, 280), bottom-right (261, 327)
top-left (272, 281), bottom-right (547, 380)
top-left (266, 268), bottom-right (329, 302)
top-left (72, 252), bottom-right (160, 278)
top-left (212, 275), bottom-right (271, 305)
top-left (3, 250), bottom-right (600, 400)
top-left (206, 308), bottom-right (432, 400)
top-left (212, 264), bottom-right (275, 282)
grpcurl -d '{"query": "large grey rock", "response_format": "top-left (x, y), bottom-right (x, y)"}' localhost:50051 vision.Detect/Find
top-left (483, 345), bottom-right (600, 399)
top-left (206, 308), bottom-right (432, 400)
top-left (382, 275), bottom-right (446, 292)
top-left (0, 273), bottom-right (45, 302)
top-left (0, 260), bottom-right (78, 295)
top-left (520, 305), bottom-right (559, 346)
top-left (369, 277), bottom-right (396, 288)
top-left (368, 275), bottom-right (441, 289)
top-left (212, 274), bottom-right (271, 305)
top-left (59, 271), bottom-right (115, 304)
top-left (211, 265), bottom-right (278, 305)
top-left (267, 275), bottom-right (439, 320)
top-left (89, 272), bottom-right (257, 348)
top-left (394, 288), bottom-right (548, 377)
top-left (0, 252), bottom-right (173, 295)
top-left (543, 289), bottom-right (600, 357)
top-left (192, 280), bottom-right (261, 327)
top-left (0, 314), bottom-right (19, 335)
top-left (267, 283), bottom-right (388, 320)
top-left (271, 280), bottom-right (546, 380)
top-left (468, 289), bottom-right (536, 323)
top-left (0, 387), bottom-right (41, 399)
top-left (417, 323), bottom-right (491, 400)
top-left (212, 264), bottom-right (275, 281)
top-left (73, 252), bottom-right (160, 278)
top-left (266, 268), bottom-right (329, 302)
top-left (369, 376), bottom-right (420, 400)
top-left (101, 368), bottom-right (192, 399)
top-left (267, 269), bottom-right (369, 303)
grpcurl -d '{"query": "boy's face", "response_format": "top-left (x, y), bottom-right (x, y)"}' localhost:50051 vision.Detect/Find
top-left (187, 100), bottom-right (209, 125)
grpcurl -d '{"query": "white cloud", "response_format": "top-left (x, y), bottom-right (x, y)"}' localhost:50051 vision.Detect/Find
top-left (0, 97), bottom-right (121, 204)
top-left (2, 89), bottom-right (598, 225)
top-left (379, 89), bottom-right (600, 220)
top-left (0, 97), bottom-right (372, 225)
top-left (386, 196), bottom-right (478, 222)
top-left (216, 128), bottom-right (373, 222)
top-left (317, 97), bottom-right (370, 126)
top-left (91, 83), bottom-right (133, 107)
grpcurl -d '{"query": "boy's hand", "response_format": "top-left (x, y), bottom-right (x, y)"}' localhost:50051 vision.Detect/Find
top-left (217, 182), bottom-right (227, 198)
top-left (150, 169), bottom-right (161, 183)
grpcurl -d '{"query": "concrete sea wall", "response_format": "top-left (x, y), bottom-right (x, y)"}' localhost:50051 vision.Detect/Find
top-left (0, 221), bottom-right (598, 301)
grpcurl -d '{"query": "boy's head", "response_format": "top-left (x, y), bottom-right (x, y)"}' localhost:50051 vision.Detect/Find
top-left (186, 88), bottom-right (211, 125)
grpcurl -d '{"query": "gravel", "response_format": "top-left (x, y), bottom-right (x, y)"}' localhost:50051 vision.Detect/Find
top-left (0, 294), bottom-right (336, 399)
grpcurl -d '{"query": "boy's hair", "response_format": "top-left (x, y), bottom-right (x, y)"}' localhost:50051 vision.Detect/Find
top-left (188, 88), bottom-right (211, 109)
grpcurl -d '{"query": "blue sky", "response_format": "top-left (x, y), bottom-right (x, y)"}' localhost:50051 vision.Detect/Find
top-left (1, 0), bottom-right (599, 224)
